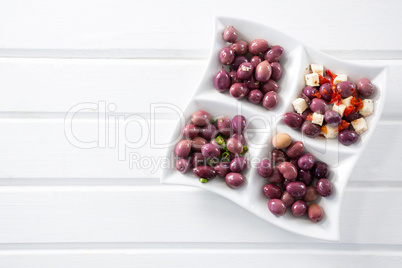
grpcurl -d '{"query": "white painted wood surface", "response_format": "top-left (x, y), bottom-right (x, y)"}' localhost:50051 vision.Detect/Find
top-left (0, 0), bottom-right (401, 266)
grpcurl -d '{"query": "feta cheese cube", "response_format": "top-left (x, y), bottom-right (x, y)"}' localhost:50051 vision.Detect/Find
top-left (359, 99), bottom-right (374, 117)
top-left (333, 74), bottom-right (347, 85)
top-left (321, 124), bottom-right (339, 139)
top-left (305, 73), bottom-right (319, 86)
top-left (292, 98), bottom-right (308, 114)
top-left (341, 96), bottom-right (353, 107)
top-left (332, 103), bottom-right (347, 118)
top-left (312, 112), bottom-right (324, 126)
top-left (351, 118), bottom-right (368, 135)
top-left (310, 64), bottom-right (324, 76)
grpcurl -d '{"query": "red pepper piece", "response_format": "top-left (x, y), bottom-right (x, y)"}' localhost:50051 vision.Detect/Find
top-left (318, 74), bottom-right (330, 85)
top-left (344, 106), bottom-right (355, 117)
top-left (312, 91), bottom-right (322, 99)
top-left (338, 120), bottom-right (350, 131)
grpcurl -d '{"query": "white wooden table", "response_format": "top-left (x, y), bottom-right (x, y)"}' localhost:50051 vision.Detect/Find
top-left (0, 0), bottom-right (401, 267)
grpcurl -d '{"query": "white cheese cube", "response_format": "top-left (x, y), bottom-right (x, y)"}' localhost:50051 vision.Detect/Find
top-left (332, 103), bottom-right (347, 118)
top-left (351, 118), bottom-right (368, 135)
top-left (305, 73), bottom-right (320, 86)
top-left (321, 124), bottom-right (339, 139)
top-left (292, 98), bottom-right (308, 114)
top-left (333, 74), bottom-right (347, 85)
top-left (310, 64), bottom-right (324, 76)
top-left (359, 99), bottom-right (374, 117)
top-left (312, 112), bottom-right (324, 126)
top-left (341, 96), bottom-right (353, 107)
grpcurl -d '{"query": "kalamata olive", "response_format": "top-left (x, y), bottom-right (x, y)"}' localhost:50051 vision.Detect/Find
top-left (258, 159), bottom-right (273, 178)
top-left (299, 92), bottom-right (311, 106)
top-left (219, 47), bottom-right (235, 65)
top-left (248, 39), bottom-right (269, 55)
top-left (237, 62), bottom-right (254, 80)
top-left (301, 121), bottom-right (321, 138)
top-left (303, 86), bottom-right (318, 99)
top-left (303, 186), bottom-right (319, 202)
top-left (283, 112), bottom-right (303, 129)
top-left (200, 123), bottom-right (218, 140)
top-left (310, 98), bottom-right (329, 114)
top-left (214, 70), bottom-right (231, 92)
top-left (201, 143), bottom-right (220, 159)
top-left (183, 124), bottom-right (199, 139)
top-left (191, 111), bottom-right (211, 127)
top-left (261, 79), bottom-right (279, 94)
top-left (231, 55), bottom-right (249, 70)
top-left (338, 129), bottom-right (359, 145)
top-left (264, 45), bottom-right (284, 62)
top-left (308, 203), bottom-right (323, 223)
top-left (226, 137), bottom-right (243, 154)
top-left (232, 133), bottom-right (245, 144)
top-left (229, 71), bottom-right (242, 84)
top-left (225, 172), bottom-right (245, 189)
top-left (268, 199), bottom-right (286, 216)
top-left (175, 140), bottom-right (192, 157)
top-left (223, 26), bottom-right (238, 43)
top-left (316, 178), bottom-right (333, 197)
top-left (263, 184), bottom-right (282, 199)
top-left (176, 159), bottom-right (191, 174)
top-left (229, 83), bottom-right (249, 99)
top-left (248, 90), bottom-right (263, 104)
top-left (271, 149), bottom-right (288, 166)
top-left (193, 166), bottom-right (216, 179)
top-left (281, 191), bottom-right (295, 207)
top-left (250, 56), bottom-right (263, 69)
top-left (255, 60), bottom-right (272, 83)
top-left (217, 116), bottom-right (231, 137)
top-left (210, 139), bottom-right (223, 150)
top-left (337, 81), bottom-right (356, 98)
top-left (324, 110), bottom-right (342, 126)
top-left (191, 152), bottom-right (205, 167)
top-left (272, 133), bottom-right (292, 149)
top-left (270, 62), bottom-right (282, 81)
top-left (230, 40), bottom-right (247, 55)
top-left (268, 166), bottom-right (284, 184)
top-left (289, 158), bottom-right (299, 171)
top-left (357, 78), bottom-right (375, 97)
top-left (298, 153), bottom-right (315, 170)
top-left (230, 157), bottom-right (247, 172)
top-left (232, 115), bottom-right (246, 133)
top-left (318, 83), bottom-right (333, 102)
top-left (313, 162), bottom-right (330, 179)
top-left (262, 91), bottom-right (279, 110)
top-left (344, 112), bottom-right (360, 123)
top-left (297, 169), bottom-right (313, 186)
top-left (301, 109), bottom-right (313, 120)
top-left (191, 137), bottom-right (207, 152)
top-left (286, 141), bottom-right (304, 158)
top-left (292, 200), bottom-right (308, 217)
top-left (214, 162), bottom-right (231, 177)
top-left (244, 76), bottom-right (260, 90)
top-left (286, 181), bottom-right (307, 198)
top-left (278, 162), bottom-right (298, 181)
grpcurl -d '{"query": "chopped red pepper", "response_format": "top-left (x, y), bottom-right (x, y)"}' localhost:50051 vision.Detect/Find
top-left (306, 113), bottom-right (314, 121)
top-left (329, 93), bottom-right (342, 105)
top-left (326, 70), bottom-right (334, 78)
top-left (321, 125), bottom-right (328, 134)
top-left (344, 106), bottom-right (355, 117)
top-left (338, 120), bottom-right (350, 131)
top-left (351, 97), bottom-right (363, 111)
top-left (318, 74), bottom-right (330, 85)
top-left (312, 91), bottom-right (322, 99)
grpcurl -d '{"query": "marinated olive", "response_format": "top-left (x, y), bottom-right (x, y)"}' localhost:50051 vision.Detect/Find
top-left (217, 116), bottom-right (231, 137)
top-left (262, 91), bottom-right (279, 110)
top-left (226, 137), bottom-right (243, 154)
top-left (191, 136), bottom-right (207, 152)
top-left (261, 79), bottom-right (279, 94)
top-left (303, 186), bottom-right (319, 202)
top-left (225, 172), bottom-right (245, 189)
top-left (268, 166), bottom-right (284, 184)
top-left (214, 162), bottom-right (231, 178)
top-left (268, 199), bottom-right (287, 216)
top-left (316, 178), bottom-right (333, 197)
top-left (271, 149), bottom-right (288, 166)
top-left (258, 159), bottom-right (273, 178)
top-left (270, 62), bottom-right (282, 81)
top-left (248, 90), bottom-right (263, 104)
top-left (223, 26), bottom-right (238, 43)
top-left (176, 159), bottom-right (191, 174)
top-left (285, 141), bottom-right (304, 158)
top-left (337, 81), bottom-right (356, 98)
top-left (283, 112), bottom-right (303, 129)
top-left (292, 200), bottom-right (308, 217)
top-left (190, 152), bottom-right (205, 167)
top-left (278, 162), bottom-right (298, 181)
top-left (301, 121), bottom-right (321, 138)
top-left (263, 184), bottom-right (282, 199)
top-left (298, 153), bottom-right (315, 170)
top-left (175, 140), bottom-right (192, 158)
top-left (297, 169), bottom-right (313, 186)
top-left (264, 45), bottom-right (284, 62)
top-left (230, 40), bottom-right (247, 55)
top-left (219, 47), bottom-right (235, 65)
top-left (214, 70), bottom-right (231, 92)
top-left (244, 76), bottom-right (260, 90)
top-left (310, 98), bottom-right (329, 114)
top-left (308, 203), bottom-right (323, 223)
top-left (281, 191), bottom-right (295, 207)
top-left (230, 156), bottom-right (247, 172)
top-left (248, 39), bottom-right (269, 55)
top-left (230, 83), bottom-right (249, 99)
top-left (231, 55), bottom-right (249, 70)
top-left (200, 123), bottom-right (218, 140)
top-left (183, 124), bottom-right (199, 139)
top-left (313, 162), bottom-right (330, 179)
top-left (250, 56), bottom-right (263, 69)
top-left (324, 110), bottom-right (342, 126)
top-left (193, 166), bottom-right (217, 179)
top-left (201, 143), bottom-right (220, 159)
top-left (357, 78), bottom-right (375, 97)
top-left (255, 60), bottom-right (272, 83)
top-left (286, 181), bottom-right (307, 198)
top-left (237, 62), bottom-right (254, 80)
top-left (303, 86), bottom-right (318, 99)
top-left (191, 111), bottom-right (211, 127)
top-left (338, 129), bottom-right (359, 145)
top-left (232, 115), bottom-right (247, 133)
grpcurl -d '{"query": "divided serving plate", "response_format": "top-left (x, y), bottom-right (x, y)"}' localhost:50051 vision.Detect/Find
top-left (160, 17), bottom-right (388, 241)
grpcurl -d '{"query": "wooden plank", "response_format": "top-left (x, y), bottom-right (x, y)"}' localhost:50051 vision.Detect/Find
top-left (0, 185), bottom-right (400, 244)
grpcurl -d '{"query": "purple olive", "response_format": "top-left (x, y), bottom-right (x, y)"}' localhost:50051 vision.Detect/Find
top-left (176, 159), bottom-right (191, 174)
top-left (244, 75), bottom-right (260, 90)
top-left (292, 200), bottom-right (308, 217)
top-left (230, 40), bottom-right (247, 55)
top-left (286, 181), bottom-right (307, 198)
top-left (214, 70), bottom-right (231, 92)
top-left (175, 140), bottom-right (192, 158)
top-left (316, 178), bottom-right (333, 197)
top-left (324, 110), bottom-right (342, 126)
top-left (201, 143), bottom-right (220, 159)
top-left (318, 83), bottom-right (333, 102)
top-left (219, 47), bottom-right (235, 65)
top-left (308, 204), bottom-right (323, 223)
top-left (261, 79), bottom-right (279, 94)
top-left (262, 91), bottom-right (279, 110)
top-left (263, 184), bottom-right (282, 199)
top-left (281, 191), bottom-right (295, 207)
top-left (214, 162), bottom-right (231, 178)
top-left (338, 129), bottom-right (359, 146)
top-left (283, 112), bottom-right (303, 129)
top-left (193, 166), bottom-right (216, 179)
top-left (232, 133), bottom-right (245, 144)
top-left (217, 116), bottom-right (231, 136)
top-left (264, 45), bottom-right (284, 62)
top-left (298, 169), bottom-right (313, 186)
top-left (268, 166), bottom-right (284, 184)
top-left (357, 78), bottom-right (375, 97)
top-left (191, 137), bottom-right (207, 152)
top-left (231, 55), bottom-right (249, 70)
top-left (229, 71), bottom-right (242, 84)
top-left (285, 141), bottom-right (304, 158)
top-left (225, 172), bottom-right (245, 189)
top-left (344, 112), bottom-right (361, 123)
top-left (230, 157), bottom-right (247, 172)
top-left (250, 56), bottom-right (263, 69)
top-left (303, 186), bottom-right (319, 202)
top-left (237, 62), bottom-right (254, 80)
top-left (232, 115), bottom-right (247, 133)
top-left (268, 199), bottom-right (286, 216)
top-left (229, 83), bottom-right (249, 99)
top-left (310, 98), bottom-right (329, 114)
top-left (303, 86), bottom-right (318, 99)
top-left (313, 162), bottom-right (330, 179)
top-left (200, 123), bottom-right (218, 140)
top-left (223, 26), bottom-right (238, 43)
top-left (299, 92), bottom-right (311, 106)
top-left (258, 159), bottom-right (273, 178)
top-left (255, 60), bottom-right (272, 83)
top-left (271, 149), bottom-right (288, 166)
top-left (183, 124), bottom-right (199, 139)
top-left (190, 152), bottom-right (205, 167)
top-left (270, 62), bottom-right (282, 81)
top-left (301, 121), bottom-right (321, 138)
top-left (226, 137), bottom-right (243, 154)
top-left (278, 162), bottom-right (298, 181)
top-left (248, 89), bottom-right (263, 104)
top-left (248, 39), bottom-right (269, 55)
top-left (298, 153), bottom-right (315, 170)
top-left (301, 108), bottom-right (313, 120)
top-left (337, 81), bottom-right (356, 98)
top-left (191, 111), bottom-right (211, 127)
